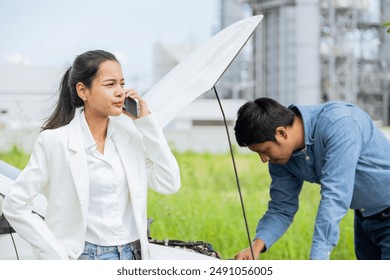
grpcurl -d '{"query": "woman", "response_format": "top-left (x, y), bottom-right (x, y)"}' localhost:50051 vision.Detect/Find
top-left (2, 50), bottom-right (180, 260)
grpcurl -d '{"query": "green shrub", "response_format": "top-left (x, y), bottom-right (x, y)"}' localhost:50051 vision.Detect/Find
top-left (0, 146), bottom-right (30, 169)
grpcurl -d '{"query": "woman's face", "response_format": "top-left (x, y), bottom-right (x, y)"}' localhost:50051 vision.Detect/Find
top-left (83, 60), bottom-right (125, 117)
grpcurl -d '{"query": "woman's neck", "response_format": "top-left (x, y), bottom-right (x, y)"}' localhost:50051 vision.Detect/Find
top-left (84, 110), bottom-right (108, 141)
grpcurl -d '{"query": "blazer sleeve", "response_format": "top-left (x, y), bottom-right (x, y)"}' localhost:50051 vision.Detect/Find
top-left (134, 113), bottom-right (181, 194)
top-left (2, 131), bottom-right (69, 259)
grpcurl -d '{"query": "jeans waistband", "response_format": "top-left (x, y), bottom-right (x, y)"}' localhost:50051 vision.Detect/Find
top-left (83, 240), bottom-right (141, 258)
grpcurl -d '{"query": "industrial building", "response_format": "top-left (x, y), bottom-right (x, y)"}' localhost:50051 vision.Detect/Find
top-left (1, 0), bottom-right (390, 153)
top-left (216, 0), bottom-right (390, 125)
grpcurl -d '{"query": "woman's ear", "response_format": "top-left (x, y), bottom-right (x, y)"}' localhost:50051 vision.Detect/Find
top-left (76, 82), bottom-right (87, 101)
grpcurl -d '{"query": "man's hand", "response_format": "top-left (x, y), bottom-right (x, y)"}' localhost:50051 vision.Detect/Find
top-left (234, 239), bottom-right (265, 260)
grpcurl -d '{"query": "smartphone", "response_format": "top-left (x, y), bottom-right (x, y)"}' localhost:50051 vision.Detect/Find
top-left (123, 97), bottom-right (140, 117)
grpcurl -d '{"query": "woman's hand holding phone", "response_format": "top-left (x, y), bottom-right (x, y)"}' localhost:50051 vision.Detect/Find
top-left (123, 89), bottom-right (150, 120)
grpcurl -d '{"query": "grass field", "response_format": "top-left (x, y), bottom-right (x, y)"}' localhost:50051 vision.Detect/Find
top-left (0, 147), bottom-right (356, 260)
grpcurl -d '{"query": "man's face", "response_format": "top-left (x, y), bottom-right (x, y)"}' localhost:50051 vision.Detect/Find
top-left (247, 128), bottom-right (294, 165)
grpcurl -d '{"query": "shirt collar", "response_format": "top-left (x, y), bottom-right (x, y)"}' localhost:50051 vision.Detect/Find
top-left (288, 104), bottom-right (315, 147)
top-left (79, 109), bottom-right (116, 151)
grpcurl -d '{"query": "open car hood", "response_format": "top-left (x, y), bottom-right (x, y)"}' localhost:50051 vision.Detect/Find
top-left (0, 16), bottom-right (263, 260)
top-left (1, 15), bottom-right (263, 219)
top-left (143, 15), bottom-right (263, 128)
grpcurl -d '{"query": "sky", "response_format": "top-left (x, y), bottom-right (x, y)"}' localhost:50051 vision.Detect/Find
top-left (0, 0), bottom-right (219, 91)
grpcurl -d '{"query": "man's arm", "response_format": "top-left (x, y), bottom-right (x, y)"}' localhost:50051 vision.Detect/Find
top-left (252, 164), bottom-right (304, 257)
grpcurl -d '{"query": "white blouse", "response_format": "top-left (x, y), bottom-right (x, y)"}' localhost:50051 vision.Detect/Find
top-left (79, 110), bottom-right (139, 246)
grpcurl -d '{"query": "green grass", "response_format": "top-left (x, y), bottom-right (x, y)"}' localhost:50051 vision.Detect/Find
top-left (0, 147), bottom-right (355, 259)
top-left (0, 146), bottom-right (30, 169)
top-left (148, 151), bottom-right (355, 260)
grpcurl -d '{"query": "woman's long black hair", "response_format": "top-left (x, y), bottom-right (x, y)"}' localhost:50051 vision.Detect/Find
top-left (41, 50), bottom-right (118, 131)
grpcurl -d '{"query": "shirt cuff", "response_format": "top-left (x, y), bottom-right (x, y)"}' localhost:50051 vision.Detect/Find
top-left (254, 232), bottom-right (275, 253)
top-left (310, 243), bottom-right (333, 260)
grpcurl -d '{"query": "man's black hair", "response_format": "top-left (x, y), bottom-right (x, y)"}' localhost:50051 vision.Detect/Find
top-left (234, 97), bottom-right (295, 147)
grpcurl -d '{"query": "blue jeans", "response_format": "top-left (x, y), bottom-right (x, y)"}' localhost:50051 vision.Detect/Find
top-left (354, 208), bottom-right (390, 260)
top-left (78, 240), bottom-right (141, 260)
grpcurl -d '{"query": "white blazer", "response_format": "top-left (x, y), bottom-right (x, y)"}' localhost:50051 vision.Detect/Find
top-left (2, 107), bottom-right (180, 260)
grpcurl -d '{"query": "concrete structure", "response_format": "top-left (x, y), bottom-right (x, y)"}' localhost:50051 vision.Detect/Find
top-left (0, 64), bottom-right (61, 129)
top-left (0, 64), bottom-right (61, 152)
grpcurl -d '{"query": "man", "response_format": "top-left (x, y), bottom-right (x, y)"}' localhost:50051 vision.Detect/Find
top-left (234, 98), bottom-right (390, 260)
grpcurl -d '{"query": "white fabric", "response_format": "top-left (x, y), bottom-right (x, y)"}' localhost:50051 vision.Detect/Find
top-left (79, 111), bottom-right (138, 246)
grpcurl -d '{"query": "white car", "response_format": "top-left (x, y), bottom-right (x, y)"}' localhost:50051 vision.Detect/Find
top-left (0, 160), bottom-right (38, 260)
top-left (0, 15), bottom-right (263, 260)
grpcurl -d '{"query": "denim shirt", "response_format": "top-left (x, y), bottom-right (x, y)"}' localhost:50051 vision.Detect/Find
top-left (255, 101), bottom-right (390, 259)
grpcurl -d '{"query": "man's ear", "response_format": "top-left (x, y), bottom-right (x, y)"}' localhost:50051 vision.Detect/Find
top-left (275, 126), bottom-right (288, 140)
top-left (76, 82), bottom-right (87, 101)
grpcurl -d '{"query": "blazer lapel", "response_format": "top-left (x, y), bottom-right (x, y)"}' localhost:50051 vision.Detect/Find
top-left (111, 118), bottom-right (143, 206)
top-left (68, 108), bottom-right (90, 226)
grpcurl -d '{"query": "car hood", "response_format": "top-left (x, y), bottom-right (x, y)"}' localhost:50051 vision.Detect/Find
top-left (143, 15), bottom-right (263, 128)
top-left (0, 15), bottom-right (263, 225)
